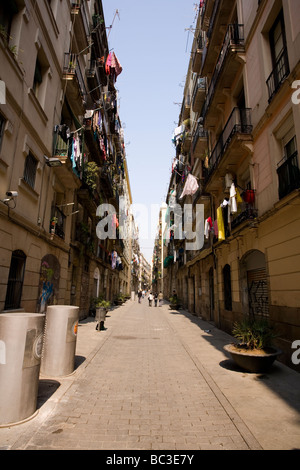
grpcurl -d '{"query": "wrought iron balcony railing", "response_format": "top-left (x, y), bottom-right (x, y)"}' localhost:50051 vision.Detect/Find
top-left (205, 108), bottom-right (252, 181)
top-left (63, 53), bottom-right (87, 99)
top-left (202, 24), bottom-right (245, 121)
top-left (266, 47), bottom-right (289, 103)
top-left (277, 151), bottom-right (300, 199)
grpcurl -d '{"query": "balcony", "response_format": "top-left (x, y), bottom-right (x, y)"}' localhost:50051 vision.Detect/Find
top-left (201, 0), bottom-right (236, 76)
top-left (86, 60), bottom-right (102, 101)
top-left (192, 77), bottom-right (206, 113)
top-left (50, 206), bottom-right (66, 240)
top-left (182, 130), bottom-right (192, 153)
top-left (231, 197), bottom-right (258, 230)
top-left (201, 0), bottom-right (215, 32)
top-left (277, 151), bottom-right (300, 200)
top-left (52, 129), bottom-right (81, 189)
top-left (83, 112), bottom-right (103, 166)
top-left (192, 34), bottom-right (204, 74)
top-left (70, 1), bottom-right (90, 52)
top-left (266, 47), bottom-right (290, 103)
top-left (202, 24), bottom-right (245, 126)
top-left (180, 94), bottom-right (191, 121)
top-left (192, 123), bottom-right (208, 159)
top-left (204, 108), bottom-right (253, 191)
top-left (62, 53), bottom-right (87, 114)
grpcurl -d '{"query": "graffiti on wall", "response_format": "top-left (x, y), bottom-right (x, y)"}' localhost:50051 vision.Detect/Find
top-left (37, 255), bottom-right (60, 313)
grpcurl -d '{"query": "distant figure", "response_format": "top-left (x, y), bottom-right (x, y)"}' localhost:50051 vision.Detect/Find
top-left (138, 291), bottom-right (142, 303)
top-left (172, 290), bottom-right (177, 300)
top-left (158, 291), bottom-right (163, 306)
top-left (154, 292), bottom-right (158, 307)
top-left (148, 292), bottom-right (153, 307)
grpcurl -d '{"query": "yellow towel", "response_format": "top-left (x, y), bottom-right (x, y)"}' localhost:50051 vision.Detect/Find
top-left (236, 187), bottom-right (243, 204)
top-left (217, 207), bottom-right (225, 241)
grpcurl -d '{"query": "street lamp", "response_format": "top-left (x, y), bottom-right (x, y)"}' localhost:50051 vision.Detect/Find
top-left (44, 156), bottom-right (63, 167)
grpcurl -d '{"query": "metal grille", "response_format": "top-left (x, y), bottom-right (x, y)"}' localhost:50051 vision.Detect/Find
top-left (23, 152), bottom-right (37, 189)
top-left (247, 268), bottom-right (269, 317)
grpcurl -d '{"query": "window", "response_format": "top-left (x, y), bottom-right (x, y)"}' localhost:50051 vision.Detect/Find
top-left (0, 2), bottom-right (18, 42)
top-left (4, 250), bottom-right (26, 310)
top-left (33, 58), bottom-right (43, 94)
top-left (23, 152), bottom-right (38, 189)
top-left (267, 11), bottom-right (289, 102)
top-left (32, 49), bottom-right (49, 107)
top-left (277, 136), bottom-right (299, 199)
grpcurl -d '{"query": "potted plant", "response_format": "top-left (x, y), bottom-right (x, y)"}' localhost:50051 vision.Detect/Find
top-left (95, 298), bottom-right (110, 331)
top-left (169, 296), bottom-right (180, 310)
top-left (114, 294), bottom-right (125, 306)
top-left (224, 317), bottom-right (282, 373)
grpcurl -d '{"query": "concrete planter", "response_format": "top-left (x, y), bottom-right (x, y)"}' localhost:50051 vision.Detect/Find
top-left (95, 307), bottom-right (107, 322)
top-left (224, 344), bottom-right (282, 373)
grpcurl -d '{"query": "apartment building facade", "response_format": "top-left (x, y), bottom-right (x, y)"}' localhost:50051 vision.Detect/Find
top-left (163, 0), bottom-right (300, 369)
top-left (0, 0), bottom-right (133, 319)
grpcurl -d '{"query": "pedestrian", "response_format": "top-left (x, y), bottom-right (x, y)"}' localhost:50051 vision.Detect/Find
top-left (158, 291), bottom-right (163, 306)
top-left (154, 292), bottom-right (158, 307)
top-left (138, 290), bottom-right (142, 303)
top-left (172, 290), bottom-right (178, 301)
top-left (148, 292), bottom-right (153, 307)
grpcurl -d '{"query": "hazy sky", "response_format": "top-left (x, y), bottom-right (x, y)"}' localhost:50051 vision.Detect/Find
top-left (102, 1), bottom-right (199, 263)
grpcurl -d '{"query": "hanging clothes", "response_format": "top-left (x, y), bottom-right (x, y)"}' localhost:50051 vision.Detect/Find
top-left (204, 219), bottom-right (210, 239)
top-left (179, 173), bottom-right (199, 198)
top-left (111, 250), bottom-right (117, 269)
top-left (105, 53), bottom-right (112, 75)
top-left (236, 187), bottom-right (243, 205)
top-left (110, 52), bottom-right (123, 80)
top-left (230, 183), bottom-right (237, 213)
top-left (213, 219), bottom-right (218, 239)
top-left (217, 207), bottom-right (225, 241)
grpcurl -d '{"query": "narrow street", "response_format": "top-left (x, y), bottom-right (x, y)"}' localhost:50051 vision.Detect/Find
top-left (1, 299), bottom-right (299, 451)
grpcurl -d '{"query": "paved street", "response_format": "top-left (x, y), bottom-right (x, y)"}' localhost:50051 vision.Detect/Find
top-left (0, 299), bottom-right (300, 451)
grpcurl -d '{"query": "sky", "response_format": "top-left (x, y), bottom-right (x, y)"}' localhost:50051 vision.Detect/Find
top-left (102, 0), bottom-right (199, 263)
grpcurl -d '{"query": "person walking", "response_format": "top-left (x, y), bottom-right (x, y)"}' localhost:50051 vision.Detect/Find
top-left (148, 292), bottom-right (153, 307)
top-left (158, 291), bottom-right (163, 307)
top-left (138, 290), bottom-right (142, 303)
top-left (154, 292), bottom-right (158, 307)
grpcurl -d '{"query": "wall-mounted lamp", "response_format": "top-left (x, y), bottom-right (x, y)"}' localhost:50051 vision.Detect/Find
top-left (44, 155), bottom-right (63, 167)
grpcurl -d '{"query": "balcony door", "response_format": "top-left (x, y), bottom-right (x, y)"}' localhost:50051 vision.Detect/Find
top-left (267, 10), bottom-right (289, 101)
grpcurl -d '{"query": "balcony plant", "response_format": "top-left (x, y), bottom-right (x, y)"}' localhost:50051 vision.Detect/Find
top-left (224, 316), bottom-right (281, 373)
top-left (83, 161), bottom-right (99, 192)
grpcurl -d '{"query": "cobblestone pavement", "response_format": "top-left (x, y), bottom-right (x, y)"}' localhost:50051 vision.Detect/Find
top-left (1, 299), bottom-right (300, 451)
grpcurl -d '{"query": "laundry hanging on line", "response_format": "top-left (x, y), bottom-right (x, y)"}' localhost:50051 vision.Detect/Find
top-left (179, 173), bottom-right (199, 199)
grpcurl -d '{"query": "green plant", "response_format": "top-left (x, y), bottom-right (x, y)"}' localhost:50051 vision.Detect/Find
top-left (169, 296), bottom-right (179, 305)
top-left (232, 317), bottom-right (278, 350)
top-left (84, 161), bottom-right (99, 191)
top-left (95, 298), bottom-right (110, 309)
